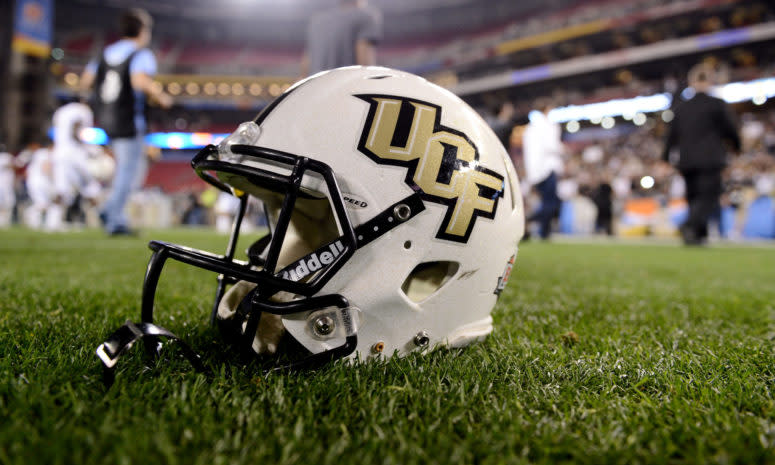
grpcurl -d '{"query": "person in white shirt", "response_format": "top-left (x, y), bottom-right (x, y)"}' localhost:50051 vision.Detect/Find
top-left (0, 144), bottom-right (14, 228)
top-left (214, 191), bottom-right (241, 234)
top-left (49, 101), bottom-right (103, 231)
top-left (24, 143), bottom-right (55, 229)
top-left (522, 99), bottom-right (564, 239)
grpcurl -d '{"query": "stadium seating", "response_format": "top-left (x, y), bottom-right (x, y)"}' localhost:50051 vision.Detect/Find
top-left (176, 43), bottom-right (243, 68)
top-left (143, 160), bottom-right (206, 193)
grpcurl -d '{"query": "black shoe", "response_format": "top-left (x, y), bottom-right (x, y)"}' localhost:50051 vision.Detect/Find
top-left (680, 225), bottom-right (704, 246)
top-left (108, 225), bottom-right (138, 237)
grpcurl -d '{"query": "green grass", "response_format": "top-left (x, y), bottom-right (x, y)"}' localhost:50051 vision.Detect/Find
top-left (0, 228), bottom-right (773, 465)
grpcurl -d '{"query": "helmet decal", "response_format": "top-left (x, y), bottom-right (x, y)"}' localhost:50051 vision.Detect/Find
top-left (356, 94), bottom-right (504, 243)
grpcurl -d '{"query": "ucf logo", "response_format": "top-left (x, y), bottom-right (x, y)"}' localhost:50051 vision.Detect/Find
top-left (356, 94), bottom-right (504, 243)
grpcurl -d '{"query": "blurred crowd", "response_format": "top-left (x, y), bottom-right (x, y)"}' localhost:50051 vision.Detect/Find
top-left (0, 142), bottom-right (269, 234)
top-left (4, 0), bottom-right (774, 239)
top-left (426, 0), bottom-right (775, 79)
top-left (9, 120), bottom-right (769, 241)
top-left (2, 89), bottom-right (773, 240)
top-left (504, 104), bottom-right (775, 239)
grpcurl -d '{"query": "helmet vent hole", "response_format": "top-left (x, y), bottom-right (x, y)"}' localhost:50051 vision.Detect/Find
top-left (401, 261), bottom-right (460, 303)
top-left (403, 240), bottom-right (412, 249)
top-left (367, 75), bottom-right (392, 80)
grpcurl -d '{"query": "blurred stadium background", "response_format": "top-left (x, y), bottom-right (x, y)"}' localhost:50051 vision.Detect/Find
top-left (1, 0), bottom-right (775, 238)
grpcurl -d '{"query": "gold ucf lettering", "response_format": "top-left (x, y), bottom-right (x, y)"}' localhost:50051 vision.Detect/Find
top-left (357, 95), bottom-right (504, 242)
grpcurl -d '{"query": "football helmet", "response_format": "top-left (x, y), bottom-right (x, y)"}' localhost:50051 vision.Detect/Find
top-left (96, 66), bottom-right (524, 379)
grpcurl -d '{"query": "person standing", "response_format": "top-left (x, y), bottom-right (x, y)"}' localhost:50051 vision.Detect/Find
top-left (24, 140), bottom-right (54, 230)
top-left (662, 65), bottom-right (740, 245)
top-left (522, 99), bottom-right (565, 240)
top-left (0, 143), bottom-right (14, 228)
top-left (592, 177), bottom-right (614, 236)
top-left (80, 8), bottom-right (172, 235)
top-left (47, 101), bottom-right (104, 231)
top-left (301, 0), bottom-right (382, 76)
top-left (487, 101), bottom-right (524, 149)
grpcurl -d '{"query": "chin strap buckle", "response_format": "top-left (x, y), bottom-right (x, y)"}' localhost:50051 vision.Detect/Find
top-left (96, 320), bottom-right (206, 387)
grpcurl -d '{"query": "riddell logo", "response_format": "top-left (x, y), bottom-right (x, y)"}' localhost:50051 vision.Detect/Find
top-left (281, 241), bottom-right (345, 282)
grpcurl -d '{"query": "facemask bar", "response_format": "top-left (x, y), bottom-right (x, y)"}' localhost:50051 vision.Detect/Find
top-left (141, 143), bottom-right (359, 350)
top-left (192, 143), bottom-right (358, 293)
top-left (96, 142), bottom-right (427, 382)
top-left (210, 194), bottom-right (248, 325)
top-left (95, 144), bottom-right (359, 379)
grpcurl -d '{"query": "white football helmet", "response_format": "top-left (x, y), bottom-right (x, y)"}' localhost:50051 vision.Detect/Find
top-left (97, 66), bottom-right (524, 376)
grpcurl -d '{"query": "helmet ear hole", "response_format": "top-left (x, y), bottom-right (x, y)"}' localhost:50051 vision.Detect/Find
top-left (403, 240), bottom-right (412, 250)
top-left (401, 261), bottom-right (459, 304)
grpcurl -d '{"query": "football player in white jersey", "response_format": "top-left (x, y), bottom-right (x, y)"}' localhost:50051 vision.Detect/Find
top-left (23, 142), bottom-right (55, 229)
top-left (49, 101), bottom-right (104, 231)
top-left (214, 191), bottom-right (241, 234)
top-left (0, 144), bottom-right (14, 228)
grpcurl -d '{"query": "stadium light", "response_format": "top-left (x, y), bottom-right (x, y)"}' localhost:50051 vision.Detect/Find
top-left (640, 176), bottom-right (655, 189)
top-left (67, 80), bottom-right (775, 150)
top-left (79, 127), bottom-right (108, 145)
top-left (59, 127), bottom-right (231, 150)
top-left (711, 77), bottom-right (775, 103)
top-left (145, 132), bottom-right (231, 149)
top-left (546, 77), bottom-right (775, 126)
top-left (548, 93), bottom-right (671, 123)
top-left (249, 83), bottom-right (263, 96)
top-left (168, 82), bottom-right (182, 95)
top-left (166, 134), bottom-right (185, 149)
top-left (64, 72), bottom-right (78, 87)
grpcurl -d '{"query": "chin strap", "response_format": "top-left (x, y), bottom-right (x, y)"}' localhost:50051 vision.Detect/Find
top-left (95, 320), bottom-right (206, 387)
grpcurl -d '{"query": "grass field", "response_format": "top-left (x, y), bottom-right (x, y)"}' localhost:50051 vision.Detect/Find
top-left (0, 228), bottom-right (773, 464)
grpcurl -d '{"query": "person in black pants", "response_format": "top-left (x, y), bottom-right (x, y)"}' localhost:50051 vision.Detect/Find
top-left (592, 180), bottom-right (613, 235)
top-left (662, 65), bottom-right (740, 245)
top-left (523, 99), bottom-right (564, 240)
